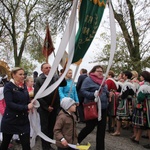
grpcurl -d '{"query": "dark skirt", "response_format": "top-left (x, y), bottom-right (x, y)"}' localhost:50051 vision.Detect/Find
top-left (116, 98), bottom-right (133, 121)
top-left (108, 93), bottom-right (117, 117)
top-left (132, 99), bottom-right (150, 129)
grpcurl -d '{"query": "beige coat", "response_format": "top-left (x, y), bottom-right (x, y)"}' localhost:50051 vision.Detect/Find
top-left (54, 109), bottom-right (78, 148)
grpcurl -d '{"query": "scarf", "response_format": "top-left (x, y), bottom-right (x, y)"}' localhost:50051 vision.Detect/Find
top-left (10, 79), bottom-right (24, 88)
top-left (90, 73), bottom-right (106, 121)
top-left (89, 73), bottom-right (105, 86)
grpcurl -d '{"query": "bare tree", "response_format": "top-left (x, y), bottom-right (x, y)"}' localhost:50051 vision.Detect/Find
top-left (94, 0), bottom-right (149, 73)
top-left (0, 0), bottom-right (73, 67)
top-left (111, 0), bottom-right (150, 71)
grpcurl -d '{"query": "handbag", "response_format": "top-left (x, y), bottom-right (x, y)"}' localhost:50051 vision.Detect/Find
top-left (83, 102), bottom-right (98, 121)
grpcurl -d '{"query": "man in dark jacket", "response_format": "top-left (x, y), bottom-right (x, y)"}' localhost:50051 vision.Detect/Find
top-left (34, 63), bottom-right (66, 150)
top-left (76, 68), bottom-right (88, 122)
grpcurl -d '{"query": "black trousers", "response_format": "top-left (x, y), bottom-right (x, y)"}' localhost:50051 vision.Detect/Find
top-left (38, 108), bottom-right (58, 150)
top-left (0, 132), bottom-right (30, 150)
top-left (78, 109), bottom-right (107, 150)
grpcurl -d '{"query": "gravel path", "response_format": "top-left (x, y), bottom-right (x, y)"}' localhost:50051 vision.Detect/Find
top-left (11, 123), bottom-right (149, 150)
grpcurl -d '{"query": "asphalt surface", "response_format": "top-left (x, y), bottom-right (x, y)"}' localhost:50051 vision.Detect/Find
top-left (10, 123), bottom-right (149, 150)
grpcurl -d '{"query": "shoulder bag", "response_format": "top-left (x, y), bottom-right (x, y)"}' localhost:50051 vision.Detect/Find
top-left (83, 101), bottom-right (98, 121)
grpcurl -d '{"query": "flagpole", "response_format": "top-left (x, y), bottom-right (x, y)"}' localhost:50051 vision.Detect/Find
top-left (46, 22), bottom-right (49, 63)
top-left (46, 50), bottom-right (48, 63)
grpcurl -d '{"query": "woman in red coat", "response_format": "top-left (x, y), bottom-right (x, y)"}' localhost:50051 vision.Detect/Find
top-left (106, 71), bottom-right (118, 133)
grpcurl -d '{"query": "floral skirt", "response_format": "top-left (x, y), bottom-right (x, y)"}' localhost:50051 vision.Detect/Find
top-left (116, 98), bottom-right (133, 121)
top-left (132, 99), bottom-right (150, 128)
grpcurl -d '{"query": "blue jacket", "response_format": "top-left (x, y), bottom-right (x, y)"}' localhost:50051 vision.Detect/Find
top-left (59, 79), bottom-right (79, 103)
top-left (1, 81), bottom-right (30, 134)
top-left (80, 76), bottom-right (109, 109)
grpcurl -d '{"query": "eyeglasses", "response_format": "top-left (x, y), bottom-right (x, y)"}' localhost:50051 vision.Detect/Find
top-left (96, 70), bottom-right (103, 73)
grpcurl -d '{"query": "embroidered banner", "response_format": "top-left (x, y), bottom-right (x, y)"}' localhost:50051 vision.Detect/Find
top-left (72, 0), bottom-right (106, 64)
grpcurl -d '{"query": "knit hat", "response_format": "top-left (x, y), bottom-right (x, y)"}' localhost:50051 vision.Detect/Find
top-left (60, 97), bottom-right (76, 110)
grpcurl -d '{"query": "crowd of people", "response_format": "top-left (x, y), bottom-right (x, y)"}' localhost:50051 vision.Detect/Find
top-left (0, 63), bottom-right (150, 150)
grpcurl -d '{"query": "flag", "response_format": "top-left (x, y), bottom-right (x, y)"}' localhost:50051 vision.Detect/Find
top-left (42, 24), bottom-right (55, 58)
top-left (72, 0), bottom-right (106, 64)
top-left (60, 51), bottom-right (68, 68)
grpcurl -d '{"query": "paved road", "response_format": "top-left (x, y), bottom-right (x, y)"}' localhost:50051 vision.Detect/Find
top-left (12, 123), bottom-right (149, 150)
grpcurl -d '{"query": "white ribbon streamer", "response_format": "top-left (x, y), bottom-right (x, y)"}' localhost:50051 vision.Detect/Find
top-left (34, 0), bottom-right (78, 100)
top-left (30, 0), bottom-right (116, 149)
top-left (30, 0), bottom-right (78, 148)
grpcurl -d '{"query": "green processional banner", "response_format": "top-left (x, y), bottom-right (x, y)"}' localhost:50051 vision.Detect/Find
top-left (72, 0), bottom-right (106, 64)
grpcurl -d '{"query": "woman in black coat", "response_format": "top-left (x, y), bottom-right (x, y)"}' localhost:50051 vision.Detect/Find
top-left (0, 67), bottom-right (34, 150)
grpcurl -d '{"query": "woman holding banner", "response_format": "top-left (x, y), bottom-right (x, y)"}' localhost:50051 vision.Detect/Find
top-left (78, 65), bottom-right (110, 150)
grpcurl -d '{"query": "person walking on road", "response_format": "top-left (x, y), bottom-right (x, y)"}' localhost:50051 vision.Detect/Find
top-left (78, 65), bottom-right (110, 150)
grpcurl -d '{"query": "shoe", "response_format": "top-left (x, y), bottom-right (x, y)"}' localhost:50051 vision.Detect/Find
top-left (111, 132), bottom-right (120, 136)
top-left (8, 143), bottom-right (14, 150)
top-left (8, 143), bottom-right (13, 148)
top-left (143, 144), bottom-right (150, 149)
top-left (142, 135), bottom-right (149, 139)
top-left (122, 126), bottom-right (129, 130)
top-left (49, 148), bottom-right (55, 150)
top-left (106, 129), bottom-right (111, 133)
top-left (111, 127), bottom-right (115, 133)
top-left (131, 138), bottom-right (139, 144)
top-left (130, 136), bottom-right (135, 140)
top-left (106, 127), bottom-right (115, 133)
top-left (15, 139), bottom-right (20, 144)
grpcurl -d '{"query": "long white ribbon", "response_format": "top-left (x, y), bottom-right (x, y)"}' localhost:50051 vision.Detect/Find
top-left (34, 0), bottom-right (78, 100)
top-left (30, 0), bottom-right (78, 148)
top-left (30, 0), bottom-right (116, 149)
top-left (97, 0), bottom-right (116, 121)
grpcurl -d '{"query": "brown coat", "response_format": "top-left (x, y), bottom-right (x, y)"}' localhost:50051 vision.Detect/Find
top-left (53, 109), bottom-right (78, 148)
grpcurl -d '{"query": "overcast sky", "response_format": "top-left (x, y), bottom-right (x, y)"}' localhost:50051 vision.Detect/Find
top-left (34, 6), bottom-right (110, 82)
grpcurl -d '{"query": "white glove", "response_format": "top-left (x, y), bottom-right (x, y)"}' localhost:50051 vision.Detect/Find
top-left (94, 90), bottom-right (99, 98)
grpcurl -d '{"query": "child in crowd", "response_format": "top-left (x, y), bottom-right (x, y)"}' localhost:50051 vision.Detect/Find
top-left (26, 76), bottom-right (34, 99)
top-left (25, 76), bottom-right (34, 138)
top-left (54, 97), bottom-right (78, 150)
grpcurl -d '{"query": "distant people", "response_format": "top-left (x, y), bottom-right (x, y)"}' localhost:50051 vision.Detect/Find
top-left (58, 69), bottom-right (79, 121)
top-left (0, 77), bottom-right (6, 142)
top-left (131, 71), bottom-right (150, 148)
top-left (33, 71), bottom-right (38, 87)
top-left (54, 97), bottom-right (78, 150)
top-left (78, 65), bottom-right (110, 150)
top-left (26, 76), bottom-right (34, 99)
top-left (25, 76), bottom-right (35, 138)
top-left (0, 67), bottom-right (34, 150)
top-left (24, 71), bottom-right (28, 79)
top-left (59, 69), bottom-right (64, 76)
top-left (34, 63), bottom-right (66, 150)
top-left (0, 75), bottom-right (9, 87)
top-left (106, 70), bottom-right (118, 133)
top-left (58, 69), bottom-right (79, 104)
top-left (76, 68), bottom-right (88, 101)
top-left (139, 71), bottom-right (145, 86)
top-left (112, 71), bottom-right (136, 136)
top-left (117, 72), bottom-right (124, 83)
top-left (76, 68), bottom-right (88, 122)
top-left (131, 70), bottom-right (139, 91)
